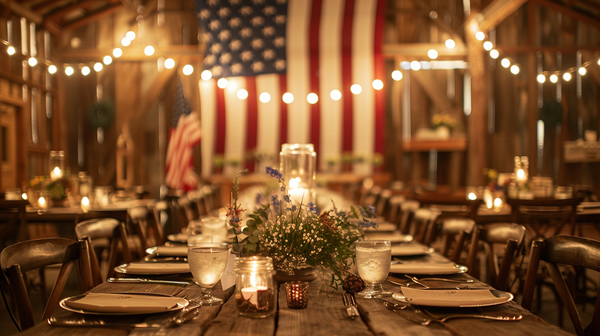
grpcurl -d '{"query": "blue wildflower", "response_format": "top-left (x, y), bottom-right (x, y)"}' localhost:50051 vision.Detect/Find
top-left (359, 220), bottom-right (377, 229)
top-left (308, 202), bottom-right (317, 213)
top-left (367, 206), bottom-right (376, 215)
top-left (280, 186), bottom-right (286, 192)
top-left (284, 195), bottom-right (291, 203)
top-left (271, 195), bottom-right (278, 202)
top-left (291, 205), bottom-right (297, 211)
top-left (266, 167), bottom-right (273, 175)
top-left (273, 200), bottom-right (280, 206)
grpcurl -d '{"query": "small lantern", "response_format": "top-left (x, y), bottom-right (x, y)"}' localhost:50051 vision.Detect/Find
top-left (286, 281), bottom-right (309, 309)
top-left (280, 144), bottom-right (316, 204)
top-left (234, 256), bottom-right (276, 318)
top-left (49, 151), bottom-right (64, 181)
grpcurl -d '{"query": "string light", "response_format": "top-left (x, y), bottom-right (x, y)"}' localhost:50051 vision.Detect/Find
top-left (330, 89), bottom-right (342, 100)
top-left (410, 61), bottom-right (421, 71)
top-left (427, 49), bottom-right (438, 59)
top-left (144, 46), bottom-right (155, 56)
top-left (578, 67), bottom-right (586, 76)
top-left (282, 92), bottom-right (294, 104)
top-left (65, 66), bottom-right (74, 76)
top-left (126, 31), bottom-right (136, 40)
top-left (28, 57), bottom-right (37, 67)
top-left (113, 48), bottom-right (122, 58)
top-left (350, 84), bottom-right (362, 94)
top-left (372, 79), bottom-right (384, 90)
top-left (182, 64), bottom-right (193, 75)
top-left (391, 70), bottom-right (403, 81)
top-left (445, 39), bottom-right (455, 49)
top-left (510, 65), bottom-right (519, 74)
top-left (121, 37), bottom-right (131, 47)
top-left (483, 41), bottom-right (493, 51)
top-left (550, 74), bottom-right (558, 83)
top-left (307, 92), bottom-right (318, 104)
top-left (563, 73), bottom-right (571, 81)
top-left (237, 89), bottom-right (248, 100)
top-left (501, 58), bottom-right (510, 68)
top-left (537, 74), bottom-right (546, 83)
top-left (103, 55), bottom-right (112, 65)
top-left (164, 58), bottom-right (175, 69)
top-left (259, 92), bottom-right (271, 103)
top-left (475, 31), bottom-right (485, 41)
top-left (217, 78), bottom-right (228, 88)
top-left (81, 66), bottom-right (90, 76)
top-left (94, 62), bottom-right (103, 72)
top-left (201, 70), bottom-right (212, 80)
top-left (48, 65), bottom-right (57, 74)
top-left (7, 46), bottom-right (15, 55)
top-left (490, 49), bottom-right (499, 59)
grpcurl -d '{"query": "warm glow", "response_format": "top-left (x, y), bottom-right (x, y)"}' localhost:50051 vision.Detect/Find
top-left (113, 48), bottom-right (123, 58)
top-left (537, 74), bottom-right (546, 83)
top-left (501, 58), bottom-right (510, 68)
top-left (490, 49), bottom-right (499, 59)
top-left (330, 89), bottom-right (341, 100)
top-left (22, 193), bottom-right (27, 200)
top-left (516, 169), bottom-right (526, 180)
top-left (201, 70), bottom-right (212, 80)
top-left (391, 70), bottom-right (403, 81)
top-left (28, 57), bottom-right (37, 67)
top-left (65, 66), bottom-right (74, 76)
top-left (467, 193), bottom-right (477, 200)
top-left (48, 65), bottom-right (57, 74)
top-left (217, 78), bottom-right (228, 88)
top-left (282, 92), bottom-right (294, 104)
top-left (94, 62), bottom-right (103, 72)
top-left (121, 37), bottom-right (131, 47)
top-left (259, 92), bottom-right (271, 103)
top-left (410, 61), bottom-right (421, 71)
top-left (81, 196), bottom-right (90, 206)
top-left (372, 79), bottom-right (384, 90)
top-left (144, 46), bottom-right (155, 56)
top-left (550, 74), bottom-right (558, 83)
top-left (164, 58), bottom-right (175, 69)
top-left (289, 177), bottom-right (300, 189)
top-left (475, 31), bottom-right (485, 41)
top-left (38, 197), bottom-right (46, 207)
top-left (350, 84), bottom-right (362, 94)
top-left (103, 55), bottom-right (112, 65)
top-left (126, 31), bottom-right (136, 40)
top-left (483, 41), bottom-right (493, 51)
top-left (445, 39), bottom-right (455, 49)
top-left (237, 89), bottom-right (248, 100)
top-left (81, 66), bottom-right (90, 76)
top-left (7, 46), bottom-right (15, 55)
top-left (427, 49), bottom-right (438, 59)
top-left (307, 92), bottom-right (318, 104)
top-left (563, 73), bottom-right (572, 81)
top-left (579, 67), bottom-right (587, 76)
top-left (510, 65), bottom-right (520, 74)
top-left (494, 198), bottom-right (503, 209)
top-left (182, 64), bottom-right (194, 75)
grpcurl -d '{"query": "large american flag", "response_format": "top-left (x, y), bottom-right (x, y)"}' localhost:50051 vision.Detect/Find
top-left (166, 78), bottom-right (202, 191)
top-left (195, 0), bottom-right (386, 177)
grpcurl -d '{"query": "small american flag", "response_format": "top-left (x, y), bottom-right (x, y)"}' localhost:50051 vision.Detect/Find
top-left (166, 78), bottom-right (202, 191)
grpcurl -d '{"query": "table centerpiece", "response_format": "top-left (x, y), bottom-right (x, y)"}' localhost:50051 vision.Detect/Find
top-left (227, 167), bottom-right (377, 291)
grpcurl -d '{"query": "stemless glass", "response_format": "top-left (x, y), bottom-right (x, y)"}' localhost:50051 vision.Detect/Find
top-left (355, 240), bottom-right (392, 298)
top-left (187, 242), bottom-right (229, 305)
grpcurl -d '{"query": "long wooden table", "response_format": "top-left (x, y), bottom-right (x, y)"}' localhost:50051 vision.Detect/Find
top-left (20, 266), bottom-right (573, 335)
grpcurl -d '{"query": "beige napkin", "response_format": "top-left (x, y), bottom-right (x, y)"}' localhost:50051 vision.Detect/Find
top-left (115, 262), bottom-right (190, 274)
top-left (167, 233), bottom-right (189, 242)
top-left (391, 244), bottom-right (432, 256)
top-left (400, 287), bottom-right (510, 307)
top-left (365, 232), bottom-right (413, 243)
top-left (65, 293), bottom-right (188, 313)
top-left (390, 262), bottom-right (462, 275)
top-left (147, 245), bottom-right (188, 257)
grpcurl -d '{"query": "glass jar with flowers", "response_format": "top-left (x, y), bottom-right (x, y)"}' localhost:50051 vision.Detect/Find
top-left (431, 112), bottom-right (458, 140)
top-left (227, 167), bottom-right (377, 290)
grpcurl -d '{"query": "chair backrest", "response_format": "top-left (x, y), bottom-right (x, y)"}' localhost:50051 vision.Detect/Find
top-left (411, 208), bottom-right (440, 243)
top-left (188, 189), bottom-right (208, 218)
top-left (399, 200), bottom-right (420, 235)
top-left (506, 196), bottom-right (583, 237)
top-left (75, 218), bottom-right (132, 284)
top-left (374, 189), bottom-right (393, 218)
top-left (415, 192), bottom-right (482, 220)
top-left (128, 206), bottom-right (164, 255)
top-left (201, 185), bottom-right (216, 214)
top-left (466, 223), bottom-right (526, 291)
top-left (522, 235), bottom-right (600, 336)
top-left (178, 194), bottom-right (200, 223)
top-left (425, 217), bottom-right (476, 263)
top-left (386, 195), bottom-right (406, 226)
top-left (0, 238), bottom-right (93, 331)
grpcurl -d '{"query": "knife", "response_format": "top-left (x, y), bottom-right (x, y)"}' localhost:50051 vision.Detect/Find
top-left (166, 301), bottom-right (203, 327)
top-left (381, 300), bottom-right (430, 325)
top-left (108, 278), bottom-right (190, 286)
top-left (48, 317), bottom-right (163, 329)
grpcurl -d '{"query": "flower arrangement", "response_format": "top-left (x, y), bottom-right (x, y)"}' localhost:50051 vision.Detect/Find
top-left (431, 112), bottom-right (458, 129)
top-left (227, 167), bottom-right (377, 289)
top-left (29, 175), bottom-right (70, 200)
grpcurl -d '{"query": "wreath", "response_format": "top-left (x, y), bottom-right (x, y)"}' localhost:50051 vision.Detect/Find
top-left (539, 101), bottom-right (563, 127)
top-left (88, 100), bottom-right (115, 129)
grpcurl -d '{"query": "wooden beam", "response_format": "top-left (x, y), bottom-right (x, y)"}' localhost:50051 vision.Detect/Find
top-left (0, 0), bottom-right (44, 24)
top-left (495, 45), bottom-right (600, 53)
top-left (46, 0), bottom-right (100, 21)
top-left (32, 0), bottom-right (70, 14)
top-left (0, 93), bottom-right (24, 107)
top-left (476, 0), bottom-right (529, 33)
top-left (411, 70), bottom-right (456, 113)
top-left (54, 45), bottom-right (205, 61)
top-left (383, 43), bottom-right (468, 57)
top-left (61, 3), bottom-right (124, 31)
top-left (533, 0), bottom-right (600, 31)
top-left (405, 0), bottom-right (466, 48)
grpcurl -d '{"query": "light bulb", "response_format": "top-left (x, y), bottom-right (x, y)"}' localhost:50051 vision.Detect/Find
top-left (372, 79), bottom-right (384, 90)
top-left (550, 74), bottom-right (558, 83)
top-left (81, 66), bottom-right (90, 76)
top-left (237, 89), bottom-right (248, 100)
top-left (121, 37), bottom-right (131, 47)
top-left (537, 74), bottom-right (546, 83)
top-left (578, 67), bottom-right (587, 76)
top-left (113, 48), bottom-right (122, 58)
top-left (350, 84), bottom-right (362, 94)
top-left (490, 49), bottom-right (499, 59)
top-left (501, 58), bottom-right (510, 68)
top-left (7, 46), bottom-right (15, 55)
top-left (28, 57), bottom-right (37, 67)
top-left (563, 73), bottom-right (571, 81)
top-left (164, 58), bottom-right (175, 69)
top-left (48, 65), bottom-right (57, 74)
top-left (410, 61), bottom-right (421, 71)
top-left (510, 65), bottom-right (519, 74)
top-left (483, 41), bottom-right (493, 51)
top-left (144, 46), bottom-right (155, 56)
top-left (217, 78), bottom-right (228, 88)
top-left (94, 62), bottom-right (103, 72)
top-left (475, 31), bottom-right (485, 41)
top-left (282, 92), bottom-right (294, 104)
top-left (391, 70), bottom-right (403, 81)
top-left (330, 90), bottom-right (341, 100)
top-left (126, 31), bottom-right (136, 40)
top-left (103, 55), bottom-right (112, 65)
top-left (65, 66), bottom-right (74, 76)
top-left (259, 92), bottom-right (271, 103)
top-left (182, 64), bottom-right (193, 75)
top-left (427, 49), bottom-right (438, 59)
top-left (307, 92), bottom-right (318, 104)
top-left (445, 39), bottom-right (455, 49)
top-left (201, 70), bottom-right (212, 80)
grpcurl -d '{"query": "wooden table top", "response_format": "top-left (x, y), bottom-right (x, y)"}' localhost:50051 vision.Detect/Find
top-left (20, 265), bottom-right (572, 336)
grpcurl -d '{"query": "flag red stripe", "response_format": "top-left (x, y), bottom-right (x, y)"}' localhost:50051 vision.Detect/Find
top-left (309, 0), bottom-right (322, 156)
top-left (341, 0), bottom-right (355, 154)
top-left (245, 77), bottom-right (258, 172)
top-left (215, 80), bottom-right (226, 173)
top-left (374, 0), bottom-right (386, 164)
top-left (279, 73), bottom-right (288, 146)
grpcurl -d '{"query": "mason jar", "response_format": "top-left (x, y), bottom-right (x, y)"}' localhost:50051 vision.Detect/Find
top-left (279, 144), bottom-right (316, 204)
top-left (234, 256), bottom-right (276, 318)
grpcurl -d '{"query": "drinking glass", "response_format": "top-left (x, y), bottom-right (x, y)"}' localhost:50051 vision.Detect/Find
top-left (187, 242), bottom-right (229, 305)
top-left (355, 240), bottom-right (391, 298)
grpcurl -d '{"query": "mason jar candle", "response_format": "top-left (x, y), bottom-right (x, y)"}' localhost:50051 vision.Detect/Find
top-left (234, 256), bottom-right (276, 318)
top-left (279, 144), bottom-right (316, 204)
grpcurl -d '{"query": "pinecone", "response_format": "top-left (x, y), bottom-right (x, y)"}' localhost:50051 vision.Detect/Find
top-left (342, 274), bottom-right (365, 294)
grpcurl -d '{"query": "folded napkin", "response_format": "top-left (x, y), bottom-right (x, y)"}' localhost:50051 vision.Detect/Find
top-left (391, 244), bottom-right (432, 256)
top-left (400, 287), bottom-right (510, 307)
top-left (390, 262), bottom-right (463, 275)
top-left (115, 262), bottom-right (190, 274)
top-left (167, 233), bottom-right (189, 242)
top-left (362, 222), bottom-right (397, 232)
top-left (65, 293), bottom-right (187, 313)
top-left (146, 245), bottom-right (188, 257)
top-left (365, 232), bottom-right (413, 243)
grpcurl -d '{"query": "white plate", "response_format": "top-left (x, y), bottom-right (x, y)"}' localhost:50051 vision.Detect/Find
top-left (146, 245), bottom-right (188, 257)
top-left (167, 233), bottom-right (188, 243)
top-left (391, 244), bottom-right (433, 256)
top-left (390, 263), bottom-right (467, 275)
top-left (60, 293), bottom-right (188, 315)
top-left (364, 232), bottom-right (413, 243)
top-left (114, 262), bottom-right (190, 275)
top-left (393, 288), bottom-right (513, 307)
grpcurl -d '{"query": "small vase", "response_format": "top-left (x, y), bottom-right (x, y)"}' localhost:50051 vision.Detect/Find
top-left (436, 126), bottom-right (450, 140)
top-left (273, 267), bottom-right (318, 283)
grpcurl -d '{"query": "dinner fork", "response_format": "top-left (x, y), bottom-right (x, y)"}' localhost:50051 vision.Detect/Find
top-left (418, 312), bottom-right (523, 325)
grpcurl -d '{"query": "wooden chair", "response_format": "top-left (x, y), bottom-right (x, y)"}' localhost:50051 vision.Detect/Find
top-left (188, 189), bottom-right (208, 218)
top-left (466, 223), bottom-right (526, 291)
top-left (522, 235), bottom-right (600, 336)
top-left (75, 218), bottom-right (132, 285)
top-left (178, 194), bottom-right (199, 224)
top-left (127, 206), bottom-right (164, 256)
top-left (374, 189), bottom-right (393, 219)
top-left (386, 195), bottom-right (406, 228)
top-left (506, 196), bottom-right (583, 239)
top-left (0, 238), bottom-right (94, 331)
top-left (398, 200), bottom-right (420, 235)
top-left (410, 208), bottom-right (440, 243)
top-left (425, 218), bottom-right (476, 264)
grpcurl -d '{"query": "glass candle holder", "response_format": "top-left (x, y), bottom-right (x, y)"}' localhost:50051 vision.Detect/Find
top-left (286, 281), bottom-right (309, 309)
top-left (234, 256), bottom-right (276, 318)
top-left (280, 144), bottom-right (316, 204)
top-left (49, 151), bottom-right (64, 181)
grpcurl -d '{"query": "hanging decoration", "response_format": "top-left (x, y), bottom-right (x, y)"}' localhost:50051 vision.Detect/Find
top-left (87, 99), bottom-right (115, 129)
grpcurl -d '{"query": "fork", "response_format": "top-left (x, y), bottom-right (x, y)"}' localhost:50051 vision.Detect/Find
top-left (412, 277), bottom-right (474, 283)
top-left (419, 313), bottom-right (523, 325)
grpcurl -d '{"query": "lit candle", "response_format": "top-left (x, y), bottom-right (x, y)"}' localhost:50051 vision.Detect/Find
top-left (288, 188), bottom-right (307, 204)
top-left (516, 168), bottom-right (526, 182)
top-left (241, 286), bottom-right (268, 307)
top-left (467, 192), bottom-right (477, 200)
top-left (38, 196), bottom-right (47, 209)
top-left (50, 166), bottom-right (63, 180)
top-left (286, 281), bottom-right (308, 309)
top-left (493, 197), bottom-right (503, 212)
top-left (483, 189), bottom-right (493, 209)
top-left (81, 196), bottom-right (90, 212)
